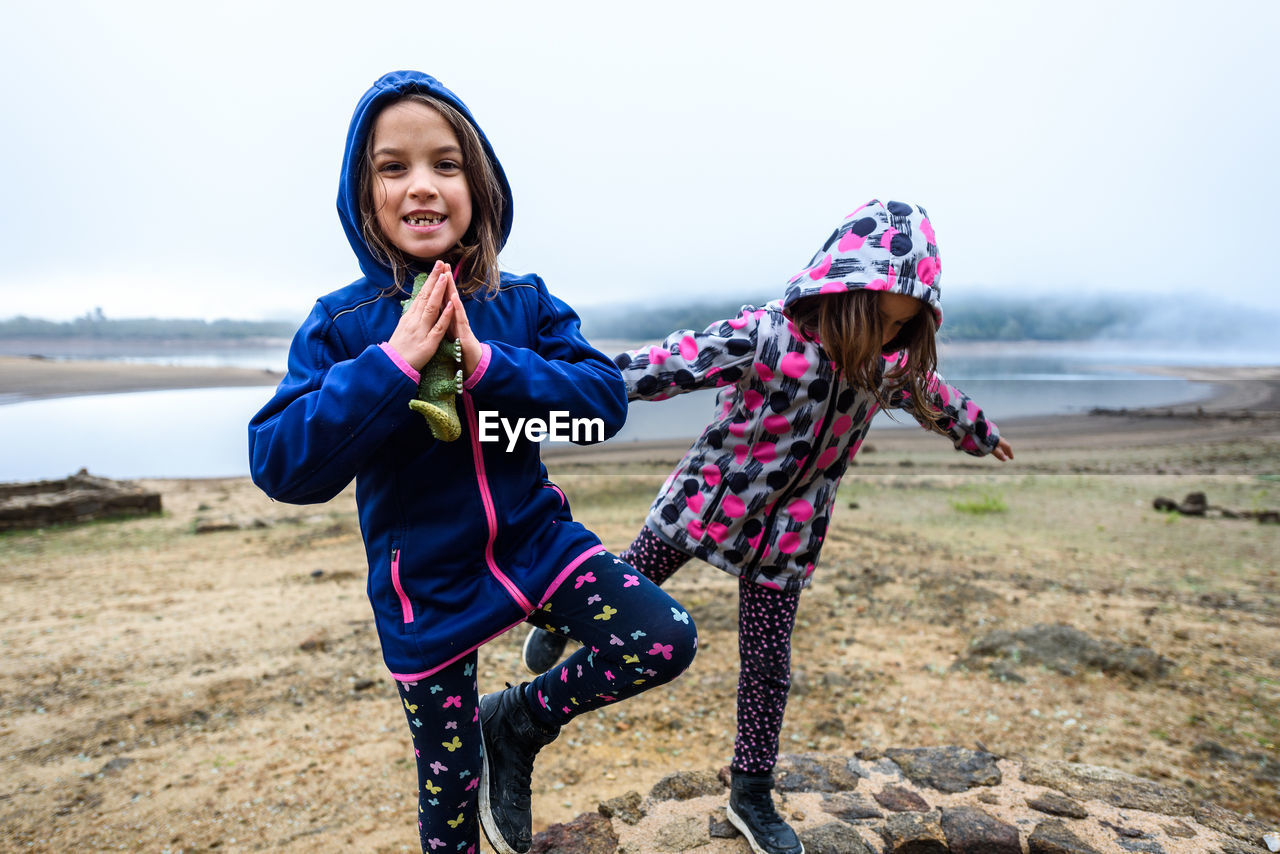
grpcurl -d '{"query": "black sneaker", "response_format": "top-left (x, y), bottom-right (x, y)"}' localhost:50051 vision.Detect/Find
top-left (521, 626), bottom-right (569, 675)
top-left (726, 770), bottom-right (805, 854)
top-left (478, 685), bottom-right (560, 854)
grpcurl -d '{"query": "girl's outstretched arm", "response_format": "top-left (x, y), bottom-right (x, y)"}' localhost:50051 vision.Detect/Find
top-left (893, 367), bottom-right (1005, 458)
top-left (615, 307), bottom-right (764, 401)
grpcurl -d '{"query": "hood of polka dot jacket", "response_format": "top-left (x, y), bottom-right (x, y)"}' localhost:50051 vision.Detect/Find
top-left (614, 200), bottom-right (1001, 591)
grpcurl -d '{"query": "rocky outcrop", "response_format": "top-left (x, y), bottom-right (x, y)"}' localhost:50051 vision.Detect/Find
top-left (531, 748), bottom-right (1273, 854)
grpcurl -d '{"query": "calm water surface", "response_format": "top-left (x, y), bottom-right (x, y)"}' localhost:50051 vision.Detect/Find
top-left (0, 342), bottom-right (1243, 481)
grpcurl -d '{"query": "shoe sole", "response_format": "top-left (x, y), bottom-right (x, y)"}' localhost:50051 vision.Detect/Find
top-left (477, 693), bottom-right (521, 854)
top-left (726, 802), bottom-right (805, 854)
top-left (521, 628), bottom-right (569, 675)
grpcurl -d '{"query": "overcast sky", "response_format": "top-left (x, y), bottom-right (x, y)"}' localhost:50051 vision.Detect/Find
top-left (2, 1), bottom-right (1277, 323)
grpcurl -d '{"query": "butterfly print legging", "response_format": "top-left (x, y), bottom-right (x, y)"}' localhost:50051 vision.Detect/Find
top-left (621, 524), bottom-right (801, 775)
top-left (397, 549), bottom-right (697, 853)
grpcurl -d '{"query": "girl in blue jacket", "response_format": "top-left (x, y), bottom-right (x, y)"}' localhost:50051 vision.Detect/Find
top-left (248, 71), bottom-right (697, 854)
top-left (523, 200), bottom-right (1013, 854)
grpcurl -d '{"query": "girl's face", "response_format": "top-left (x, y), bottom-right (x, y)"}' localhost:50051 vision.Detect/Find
top-left (878, 291), bottom-right (922, 347)
top-left (369, 101), bottom-right (473, 263)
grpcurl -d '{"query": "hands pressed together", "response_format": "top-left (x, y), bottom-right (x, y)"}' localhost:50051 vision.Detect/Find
top-left (387, 260), bottom-right (483, 378)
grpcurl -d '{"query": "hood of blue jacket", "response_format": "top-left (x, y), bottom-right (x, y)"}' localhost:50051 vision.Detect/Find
top-left (781, 199), bottom-right (943, 327)
top-left (336, 70), bottom-right (514, 294)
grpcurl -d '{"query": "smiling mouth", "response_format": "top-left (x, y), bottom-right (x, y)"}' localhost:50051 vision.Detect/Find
top-left (404, 214), bottom-right (445, 226)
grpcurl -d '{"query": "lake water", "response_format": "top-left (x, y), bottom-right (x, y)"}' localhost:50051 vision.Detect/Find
top-left (0, 341), bottom-right (1253, 482)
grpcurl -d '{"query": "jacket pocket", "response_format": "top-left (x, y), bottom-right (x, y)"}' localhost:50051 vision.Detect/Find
top-left (390, 543), bottom-right (413, 624)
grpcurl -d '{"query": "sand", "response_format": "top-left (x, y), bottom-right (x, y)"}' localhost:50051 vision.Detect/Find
top-left (1, 356), bottom-right (1278, 852)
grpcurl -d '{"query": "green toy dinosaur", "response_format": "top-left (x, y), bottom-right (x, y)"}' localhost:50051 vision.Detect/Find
top-left (401, 272), bottom-right (463, 442)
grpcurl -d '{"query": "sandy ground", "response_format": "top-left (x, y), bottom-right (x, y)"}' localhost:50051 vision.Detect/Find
top-left (1, 359), bottom-right (1278, 852)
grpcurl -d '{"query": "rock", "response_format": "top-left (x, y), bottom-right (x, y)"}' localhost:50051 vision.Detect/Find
top-left (707, 807), bottom-right (736, 838)
top-left (1177, 491), bottom-right (1208, 515)
top-left (96, 756), bottom-right (134, 777)
top-left (821, 792), bottom-right (883, 822)
top-left (604, 750), bottom-right (1264, 854)
top-left (598, 790), bottom-right (645, 825)
top-left (530, 811), bottom-right (617, 853)
top-left (884, 746), bottom-right (1002, 794)
top-left (648, 769), bottom-right (722, 801)
top-left (939, 805), bottom-right (1021, 854)
top-left (800, 822), bottom-right (877, 854)
top-left (1191, 800), bottom-right (1273, 844)
top-left (873, 785), bottom-right (930, 812)
top-left (878, 809), bottom-right (947, 852)
top-left (1026, 791), bottom-right (1090, 819)
top-left (652, 815), bottom-right (707, 851)
top-left (962, 623), bottom-right (1172, 679)
top-left (1020, 758), bottom-right (1195, 815)
top-left (775, 752), bottom-right (862, 793)
top-left (1027, 819), bottom-right (1102, 854)
top-left (0, 470), bottom-right (162, 530)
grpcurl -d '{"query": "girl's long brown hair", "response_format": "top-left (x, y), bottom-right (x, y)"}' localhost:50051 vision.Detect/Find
top-left (787, 289), bottom-right (945, 430)
top-left (358, 93), bottom-right (506, 299)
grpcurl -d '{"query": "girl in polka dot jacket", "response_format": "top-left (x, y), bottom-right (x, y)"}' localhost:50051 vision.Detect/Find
top-left (523, 199), bottom-right (1013, 854)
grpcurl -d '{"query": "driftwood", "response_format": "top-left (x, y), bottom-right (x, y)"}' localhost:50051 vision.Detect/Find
top-left (1153, 491), bottom-right (1280, 523)
top-left (0, 469), bottom-right (161, 531)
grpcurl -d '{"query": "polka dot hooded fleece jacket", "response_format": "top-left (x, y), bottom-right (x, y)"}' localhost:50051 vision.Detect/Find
top-left (615, 200), bottom-right (1001, 593)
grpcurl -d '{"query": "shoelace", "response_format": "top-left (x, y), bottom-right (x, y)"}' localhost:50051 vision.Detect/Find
top-left (739, 787), bottom-right (788, 829)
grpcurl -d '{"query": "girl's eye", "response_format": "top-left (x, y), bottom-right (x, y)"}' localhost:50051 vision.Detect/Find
top-left (377, 162), bottom-right (405, 174)
top-left (436, 160), bottom-right (462, 172)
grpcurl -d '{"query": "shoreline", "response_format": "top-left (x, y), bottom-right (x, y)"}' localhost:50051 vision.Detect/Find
top-left (0, 355), bottom-right (284, 403)
top-left (4, 355), bottom-right (1279, 473)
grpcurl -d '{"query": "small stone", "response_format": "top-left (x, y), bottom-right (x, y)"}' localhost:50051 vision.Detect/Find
top-left (97, 757), bottom-right (134, 777)
top-left (598, 790), bottom-right (645, 825)
top-left (940, 805), bottom-right (1021, 854)
top-left (708, 808), bottom-right (736, 839)
top-left (1028, 819), bottom-right (1103, 854)
top-left (800, 822), bottom-right (877, 854)
top-left (530, 812), bottom-right (617, 854)
top-left (775, 753), bottom-right (862, 793)
top-left (1160, 820), bottom-right (1195, 839)
top-left (885, 746), bottom-right (1002, 793)
top-left (649, 769), bottom-right (722, 801)
top-left (1027, 792), bottom-right (1090, 819)
top-left (821, 792), bottom-right (883, 822)
top-left (878, 809), bottom-right (947, 852)
top-left (873, 785), bottom-right (930, 812)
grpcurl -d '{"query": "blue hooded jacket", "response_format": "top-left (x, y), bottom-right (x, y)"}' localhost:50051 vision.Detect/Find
top-left (248, 71), bottom-right (628, 680)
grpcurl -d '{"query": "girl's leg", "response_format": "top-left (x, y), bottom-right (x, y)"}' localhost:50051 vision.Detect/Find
top-left (732, 576), bottom-right (801, 773)
top-left (726, 577), bottom-right (805, 854)
top-left (397, 656), bottom-right (483, 853)
top-left (481, 550), bottom-right (697, 852)
top-left (521, 525), bottom-right (690, 674)
top-left (618, 524), bottom-right (692, 587)
top-left (528, 549), bottom-right (697, 723)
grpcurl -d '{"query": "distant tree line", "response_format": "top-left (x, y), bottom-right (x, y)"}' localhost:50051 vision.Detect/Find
top-left (576, 292), bottom-right (1154, 342)
top-left (0, 309), bottom-right (295, 341)
top-left (0, 292), bottom-right (1262, 347)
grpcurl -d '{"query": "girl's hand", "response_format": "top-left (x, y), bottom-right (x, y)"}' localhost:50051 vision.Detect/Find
top-left (444, 272), bottom-right (483, 378)
top-left (387, 261), bottom-right (455, 371)
top-left (992, 437), bottom-right (1014, 462)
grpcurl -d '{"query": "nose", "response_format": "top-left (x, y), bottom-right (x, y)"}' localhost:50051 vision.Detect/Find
top-left (407, 166), bottom-right (438, 200)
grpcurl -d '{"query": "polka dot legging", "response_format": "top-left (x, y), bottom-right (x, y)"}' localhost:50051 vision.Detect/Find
top-left (621, 525), bottom-right (801, 774)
